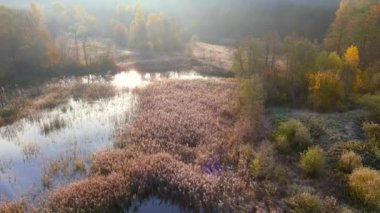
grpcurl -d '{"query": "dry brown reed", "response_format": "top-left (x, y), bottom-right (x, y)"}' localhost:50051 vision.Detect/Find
top-left (47, 79), bottom-right (264, 212)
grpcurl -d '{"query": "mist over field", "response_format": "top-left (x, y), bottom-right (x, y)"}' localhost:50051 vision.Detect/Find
top-left (0, 0), bottom-right (341, 41)
top-left (1, 0), bottom-right (380, 212)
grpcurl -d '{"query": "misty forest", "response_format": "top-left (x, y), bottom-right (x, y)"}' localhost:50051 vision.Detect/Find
top-left (0, 0), bottom-right (380, 212)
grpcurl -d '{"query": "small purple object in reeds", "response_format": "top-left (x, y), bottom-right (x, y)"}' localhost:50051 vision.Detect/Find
top-left (202, 159), bottom-right (222, 176)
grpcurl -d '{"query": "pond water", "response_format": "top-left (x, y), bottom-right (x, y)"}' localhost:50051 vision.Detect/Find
top-left (0, 70), bottom-right (205, 202)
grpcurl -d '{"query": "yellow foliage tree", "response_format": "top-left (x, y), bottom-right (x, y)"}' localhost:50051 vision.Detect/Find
top-left (343, 45), bottom-right (365, 94)
top-left (344, 45), bottom-right (360, 68)
top-left (308, 71), bottom-right (345, 112)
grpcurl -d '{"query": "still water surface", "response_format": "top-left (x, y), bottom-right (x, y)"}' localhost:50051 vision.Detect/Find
top-left (0, 70), bottom-right (204, 204)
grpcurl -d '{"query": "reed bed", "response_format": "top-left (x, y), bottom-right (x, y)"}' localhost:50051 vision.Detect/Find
top-left (0, 80), bottom-right (117, 127)
top-left (46, 79), bottom-right (264, 212)
top-left (118, 80), bottom-right (240, 164)
top-left (51, 153), bottom-right (246, 212)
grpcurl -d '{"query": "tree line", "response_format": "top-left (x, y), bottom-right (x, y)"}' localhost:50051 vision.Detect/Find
top-left (0, 2), bottom-right (187, 85)
top-left (233, 0), bottom-right (380, 114)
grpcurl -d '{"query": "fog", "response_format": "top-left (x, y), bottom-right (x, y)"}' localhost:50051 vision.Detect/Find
top-left (0, 0), bottom-right (340, 42)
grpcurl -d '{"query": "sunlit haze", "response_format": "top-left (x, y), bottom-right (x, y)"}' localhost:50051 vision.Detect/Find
top-left (0, 0), bottom-right (379, 212)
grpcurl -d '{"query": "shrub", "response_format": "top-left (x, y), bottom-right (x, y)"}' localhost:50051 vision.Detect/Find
top-left (328, 140), bottom-right (380, 170)
top-left (288, 192), bottom-right (323, 213)
top-left (300, 146), bottom-right (325, 178)
top-left (42, 174), bottom-right (52, 189)
top-left (248, 144), bottom-right (275, 180)
top-left (362, 122), bottom-right (380, 146)
top-left (263, 71), bottom-right (290, 105)
top-left (249, 159), bottom-right (261, 178)
top-left (0, 201), bottom-right (26, 213)
top-left (308, 71), bottom-right (344, 112)
top-left (323, 196), bottom-right (338, 212)
top-left (271, 166), bottom-right (288, 184)
top-left (339, 151), bottom-right (362, 173)
top-left (274, 119), bottom-right (311, 154)
top-left (238, 77), bottom-right (267, 143)
top-left (238, 77), bottom-right (265, 111)
top-left (348, 167), bottom-right (380, 209)
top-left (364, 61), bottom-right (380, 92)
top-left (263, 70), bottom-right (309, 107)
top-left (73, 158), bottom-right (86, 174)
top-left (359, 94), bottom-right (380, 121)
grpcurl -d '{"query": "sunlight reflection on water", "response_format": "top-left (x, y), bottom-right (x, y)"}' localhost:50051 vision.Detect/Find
top-left (113, 70), bottom-right (205, 89)
top-left (112, 70), bottom-right (145, 89)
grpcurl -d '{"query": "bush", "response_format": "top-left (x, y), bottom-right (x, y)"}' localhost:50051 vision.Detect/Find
top-left (288, 192), bottom-right (323, 213)
top-left (348, 167), bottom-right (380, 209)
top-left (359, 94), bottom-right (380, 121)
top-left (300, 146), bottom-right (325, 177)
top-left (329, 140), bottom-right (380, 170)
top-left (263, 70), bottom-right (309, 107)
top-left (274, 119), bottom-right (312, 154)
top-left (263, 71), bottom-right (291, 105)
top-left (339, 151), bottom-right (362, 173)
top-left (363, 61), bottom-right (380, 92)
top-left (0, 201), bottom-right (26, 213)
top-left (323, 196), bottom-right (338, 212)
top-left (249, 158), bottom-right (261, 178)
top-left (362, 122), bottom-right (380, 147)
top-left (308, 71), bottom-right (344, 112)
top-left (247, 144), bottom-right (276, 180)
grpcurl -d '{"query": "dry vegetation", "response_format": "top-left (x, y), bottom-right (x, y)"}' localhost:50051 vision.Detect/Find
top-left (0, 200), bottom-right (26, 213)
top-left (46, 79), bottom-right (267, 212)
top-left (0, 80), bottom-right (116, 128)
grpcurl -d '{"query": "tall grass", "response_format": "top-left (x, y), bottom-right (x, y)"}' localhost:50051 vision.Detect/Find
top-left (49, 79), bottom-right (262, 211)
top-left (0, 80), bottom-right (117, 127)
top-left (51, 153), bottom-right (246, 212)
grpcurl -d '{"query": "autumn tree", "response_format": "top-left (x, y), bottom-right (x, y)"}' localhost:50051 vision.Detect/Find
top-left (308, 71), bottom-right (345, 112)
top-left (325, 0), bottom-right (380, 65)
top-left (344, 45), bottom-right (360, 68)
top-left (44, 2), bottom-right (69, 39)
top-left (283, 36), bottom-right (318, 74)
top-left (146, 13), bottom-right (183, 52)
top-left (281, 36), bottom-right (318, 103)
top-left (340, 45), bottom-right (363, 95)
top-left (232, 38), bottom-right (264, 77)
top-left (263, 31), bottom-right (280, 72)
top-left (360, 61), bottom-right (380, 93)
top-left (315, 51), bottom-right (343, 71)
top-left (128, 5), bottom-right (147, 49)
top-left (0, 4), bottom-right (60, 82)
top-left (112, 23), bottom-right (129, 48)
top-left (324, 0), bottom-right (351, 54)
top-left (67, 5), bottom-right (97, 65)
